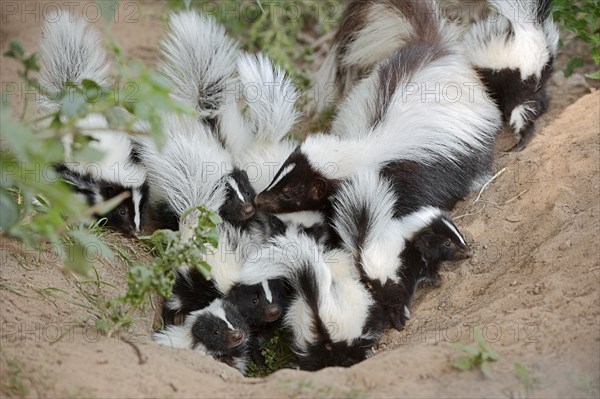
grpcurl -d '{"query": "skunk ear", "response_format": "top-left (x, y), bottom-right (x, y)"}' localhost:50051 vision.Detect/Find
top-left (309, 178), bottom-right (328, 201)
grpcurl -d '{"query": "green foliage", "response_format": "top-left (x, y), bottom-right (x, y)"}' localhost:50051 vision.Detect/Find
top-left (1, 36), bottom-right (189, 279)
top-left (453, 326), bottom-right (500, 378)
top-left (177, 0), bottom-right (342, 91)
top-left (553, 0), bottom-right (600, 79)
top-left (247, 328), bottom-right (295, 377)
top-left (514, 362), bottom-right (540, 398)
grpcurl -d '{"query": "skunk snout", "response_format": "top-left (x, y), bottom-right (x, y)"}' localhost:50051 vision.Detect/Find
top-left (227, 329), bottom-right (245, 348)
top-left (254, 192), bottom-right (278, 213)
top-left (241, 203), bottom-right (255, 219)
top-left (263, 304), bottom-right (282, 322)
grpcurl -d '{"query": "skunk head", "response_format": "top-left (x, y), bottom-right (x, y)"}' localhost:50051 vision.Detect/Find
top-left (413, 214), bottom-right (470, 262)
top-left (255, 148), bottom-right (333, 213)
top-left (97, 182), bottom-right (147, 237)
top-left (220, 169), bottom-right (256, 224)
top-left (226, 279), bottom-right (287, 326)
top-left (190, 299), bottom-right (249, 355)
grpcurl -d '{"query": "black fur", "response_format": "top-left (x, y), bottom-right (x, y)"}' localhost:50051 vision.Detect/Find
top-left (477, 59), bottom-right (554, 149)
top-left (54, 163), bottom-right (143, 237)
top-left (289, 259), bottom-right (385, 371)
top-left (220, 168), bottom-right (257, 226)
top-left (254, 148), bottom-right (338, 214)
top-left (190, 299), bottom-right (249, 370)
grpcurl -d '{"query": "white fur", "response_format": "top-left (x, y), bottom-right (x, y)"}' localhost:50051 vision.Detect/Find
top-left (160, 11), bottom-right (238, 119)
top-left (332, 170), bottom-right (404, 284)
top-left (276, 211), bottom-right (324, 229)
top-left (397, 206), bottom-right (443, 240)
top-left (509, 104), bottom-right (534, 134)
top-left (462, 0), bottom-right (559, 80)
top-left (237, 53), bottom-right (300, 144)
top-left (303, 48), bottom-right (501, 178)
top-left (266, 163), bottom-right (295, 190)
top-left (135, 114), bottom-right (231, 221)
top-left (37, 11), bottom-right (109, 113)
top-left (237, 139), bottom-right (296, 193)
top-left (441, 217), bottom-right (467, 247)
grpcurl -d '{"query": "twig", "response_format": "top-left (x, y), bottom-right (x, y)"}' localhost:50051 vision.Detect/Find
top-left (454, 205), bottom-right (487, 220)
top-left (309, 30), bottom-right (336, 50)
top-left (502, 189), bottom-right (529, 206)
top-left (121, 336), bottom-right (148, 365)
top-left (472, 167), bottom-right (507, 204)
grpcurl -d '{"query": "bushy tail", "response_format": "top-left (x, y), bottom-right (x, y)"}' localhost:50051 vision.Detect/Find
top-left (134, 115), bottom-right (231, 224)
top-left (237, 53), bottom-right (300, 144)
top-left (38, 12), bottom-right (109, 112)
top-left (160, 11), bottom-right (238, 120)
top-left (331, 170), bottom-right (406, 282)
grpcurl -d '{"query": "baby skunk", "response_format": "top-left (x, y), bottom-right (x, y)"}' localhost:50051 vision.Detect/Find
top-left (154, 298), bottom-right (250, 374)
top-left (38, 14), bottom-right (147, 236)
top-left (332, 171), bottom-right (470, 330)
top-left (162, 224), bottom-right (288, 365)
top-left (240, 228), bottom-right (385, 370)
top-left (462, 0), bottom-right (559, 149)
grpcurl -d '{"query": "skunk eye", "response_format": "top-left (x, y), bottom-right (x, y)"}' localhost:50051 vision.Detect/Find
top-left (252, 296), bottom-right (259, 304)
top-left (245, 191), bottom-right (250, 196)
top-left (119, 208), bottom-right (127, 216)
top-left (225, 199), bottom-right (230, 205)
top-left (213, 329), bottom-right (220, 335)
top-left (444, 240), bottom-right (452, 247)
top-left (279, 192), bottom-right (291, 201)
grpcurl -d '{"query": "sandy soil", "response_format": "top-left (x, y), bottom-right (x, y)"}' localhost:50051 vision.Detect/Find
top-left (1, 2), bottom-right (599, 398)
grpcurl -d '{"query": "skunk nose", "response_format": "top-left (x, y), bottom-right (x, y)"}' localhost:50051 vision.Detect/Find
top-left (264, 304), bottom-right (282, 322)
top-left (241, 203), bottom-right (255, 217)
top-left (228, 330), bottom-right (245, 347)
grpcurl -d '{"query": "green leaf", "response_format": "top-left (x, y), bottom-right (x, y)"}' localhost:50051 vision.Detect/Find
top-left (60, 91), bottom-right (87, 118)
top-left (4, 39), bottom-right (24, 59)
top-left (485, 347), bottom-right (500, 361)
top-left (585, 70), bottom-right (600, 80)
top-left (565, 57), bottom-right (585, 77)
top-left (454, 356), bottom-right (474, 371)
top-left (480, 361), bottom-right (493, 378)
top-left (514, 362), bottom-right (529, 383)
top-left (0, 189), bottom-right (19, 229)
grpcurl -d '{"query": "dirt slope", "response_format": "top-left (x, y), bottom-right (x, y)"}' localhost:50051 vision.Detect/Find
top-left (1, 2), bottom-right (599, 398)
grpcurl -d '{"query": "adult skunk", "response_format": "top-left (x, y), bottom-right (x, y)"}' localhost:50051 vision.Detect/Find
top-left (154, 298), bottom-right (250, 374)
top-left (315, 0), bottom-right (461, 110)
top-left (462, 0), bottom-right (559, 149)
top-left (332, 171), bottom-right (470, 329)
top-left (37, 13), bottom-right (147, 236)
top-left (240, 228), bottom-right (385, 370)
top-left (256, 31), bottom-right (501, 214)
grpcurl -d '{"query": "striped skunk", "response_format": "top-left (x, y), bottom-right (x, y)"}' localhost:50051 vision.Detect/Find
top-left (332, 171), bottom-right (470, 329)
top-left (161, 224), bottom-right (288, 366)
top-left (240, 229), bottom-right (385, 370)
top-left (37, 13), bottom-right (147, 236)
top-left (315, 0), bottom-right (461, 110)
top-left (154, 298), bottom-right (250, 374)
top-left (462, 0), bottom-right (559, 149)
top-left (134, 115), bottom-right (258, 233)
top-left (256, 44), bottom-right (500, 215)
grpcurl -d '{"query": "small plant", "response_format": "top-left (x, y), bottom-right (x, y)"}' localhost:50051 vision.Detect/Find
top-left (247, 328), bottom-right (295, 377)
top-left (453, 326), bottom-right (500, 378)
top-left (95, 206), bottom-right (222, 335)
top-left (514, 362), bottom-right (540, 398)
top-left (553, 0), bottom-right (600, 79)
